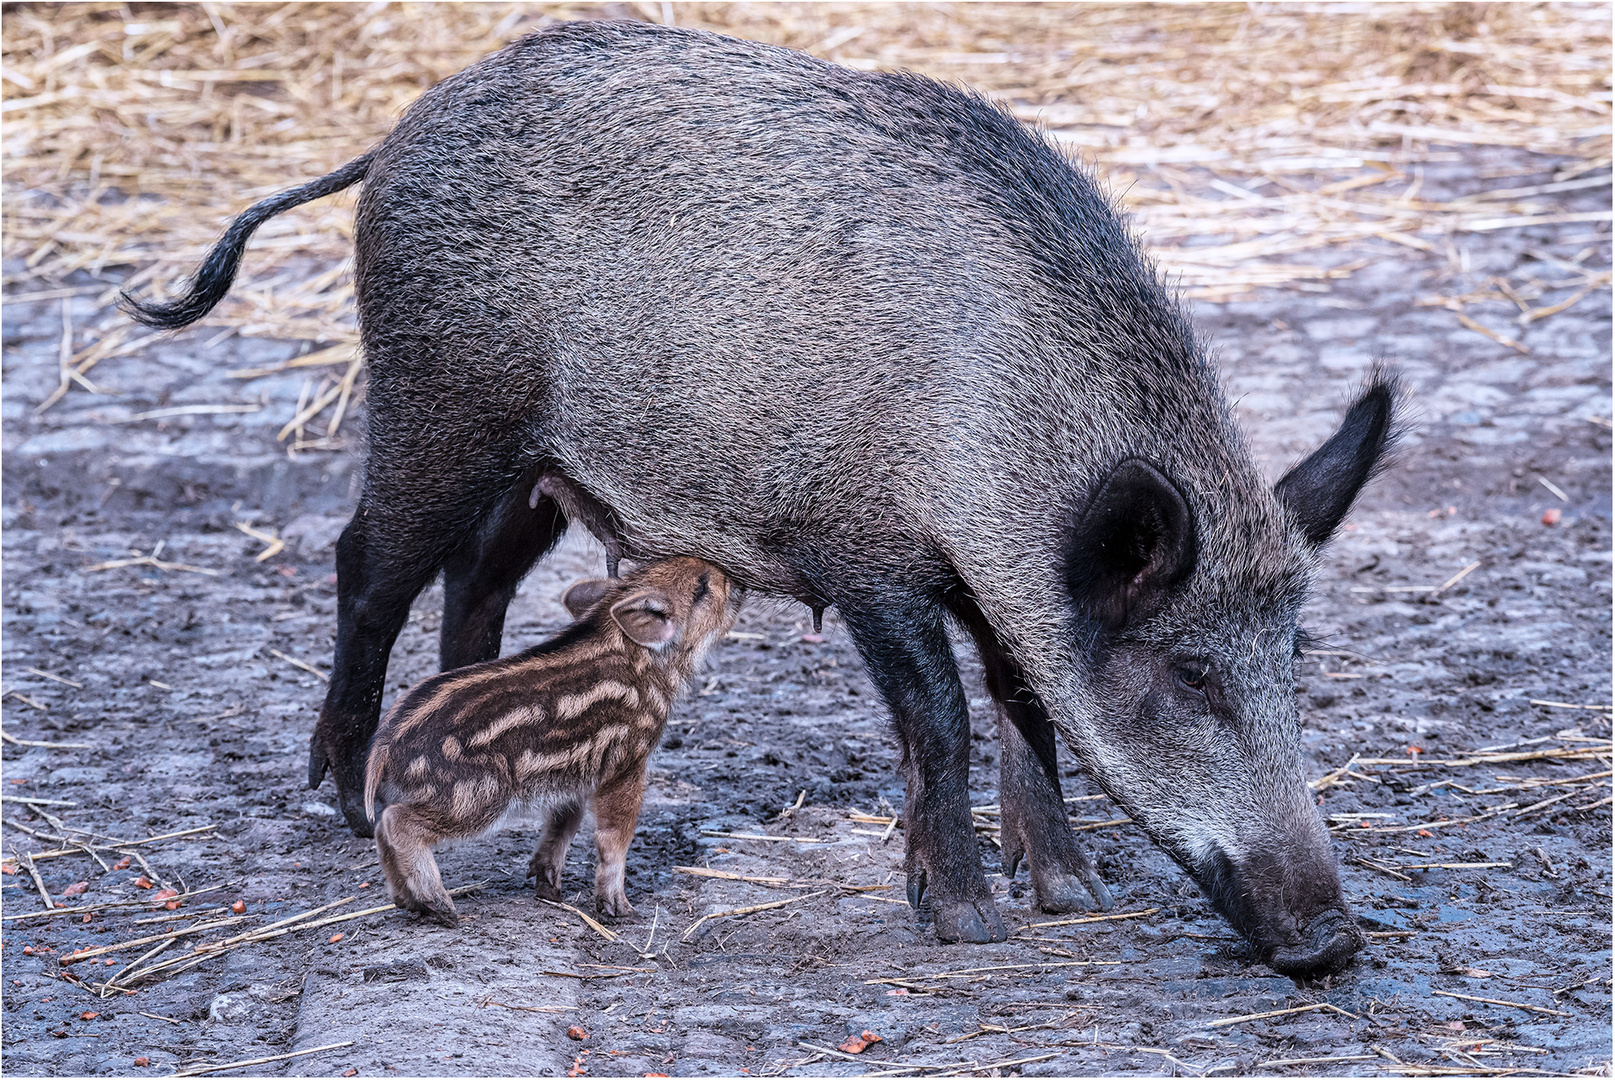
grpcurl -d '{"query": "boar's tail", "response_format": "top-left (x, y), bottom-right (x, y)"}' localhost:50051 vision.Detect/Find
top-left (120, 153), bottom-right (374, 329)
top-left (362, 735), bottom-right (388, 826)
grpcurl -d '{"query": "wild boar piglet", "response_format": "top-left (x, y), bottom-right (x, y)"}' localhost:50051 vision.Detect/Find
top-left (363, 556), bottom-right (739, 926)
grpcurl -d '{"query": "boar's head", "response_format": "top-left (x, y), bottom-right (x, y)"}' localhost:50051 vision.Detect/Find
top-left (1055, 376), bottom-right (1399, 978)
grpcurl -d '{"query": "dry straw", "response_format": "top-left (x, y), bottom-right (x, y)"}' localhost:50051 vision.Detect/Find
top-left (4, 3), bottom-right (1609, 431)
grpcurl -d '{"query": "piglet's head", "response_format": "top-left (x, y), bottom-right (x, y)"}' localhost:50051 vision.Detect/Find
top-left (563, 557), bottom-right (740, 669)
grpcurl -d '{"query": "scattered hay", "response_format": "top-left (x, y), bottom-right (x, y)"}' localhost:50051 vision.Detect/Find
top-left (3, 3), bottom-right (1609, 426)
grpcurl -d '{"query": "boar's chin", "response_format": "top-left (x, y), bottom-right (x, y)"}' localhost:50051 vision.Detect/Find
top-left (1194, 848), bottom-right (1364, 979)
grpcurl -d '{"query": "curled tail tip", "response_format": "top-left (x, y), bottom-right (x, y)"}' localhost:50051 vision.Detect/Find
top-left (117, 152), bottom-right (374, 332)
top-left (117, 258), bottom-right (237, 330)
top-left (117, 288), bottom-right (195, 331)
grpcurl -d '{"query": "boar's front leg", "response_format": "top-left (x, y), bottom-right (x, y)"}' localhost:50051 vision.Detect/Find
top-left (951, 601), bottom-right (1113, 914)
top-left (837, 590), bottom-right (1006, 944)
top-left (994, 700), bottom-right (1114, 913)
top-left (440, 473), bottom-right (569, 671)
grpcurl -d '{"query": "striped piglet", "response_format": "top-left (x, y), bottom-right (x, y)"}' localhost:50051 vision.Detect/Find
top-left (363, 556), bottom-right (739, 925)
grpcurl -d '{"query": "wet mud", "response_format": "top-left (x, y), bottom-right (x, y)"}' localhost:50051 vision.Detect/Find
top-left (1, 149), bottom-right (1610, 1076)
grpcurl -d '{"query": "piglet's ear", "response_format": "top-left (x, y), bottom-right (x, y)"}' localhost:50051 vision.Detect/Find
top-left (561, 578), bottom-right (613, 620)
top-left (1275, 375), bottom-right (1401, 548)
top-left (611, 589), bottom-right (678, 648)
top-left (1065, 458), bottom-right (1196, 633)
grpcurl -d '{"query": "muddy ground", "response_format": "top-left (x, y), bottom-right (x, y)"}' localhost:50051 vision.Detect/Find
top-left (2, 147), bottom-right (1610, 1078)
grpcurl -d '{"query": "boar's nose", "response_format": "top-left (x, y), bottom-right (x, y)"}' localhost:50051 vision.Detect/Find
top-left (1265, 908), bottom-right (1364, 978)
top-left (1196, 847), bottom-right (1364, 979)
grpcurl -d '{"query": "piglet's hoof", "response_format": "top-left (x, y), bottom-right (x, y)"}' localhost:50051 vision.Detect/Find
top-left (595, 893), bottom-right (634, 919)
top-left (401, 896), bottom-right (459, 928)
top-left (422, 905), bottom-right (459, 928)
top-left (932, 898), bottom-right (1008, 944)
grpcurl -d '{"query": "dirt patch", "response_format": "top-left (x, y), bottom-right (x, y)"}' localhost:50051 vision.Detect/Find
top-left (4, 160), bottom-right (1610, 1075)
top-left (1, 7), bottom-right (1610, 1071)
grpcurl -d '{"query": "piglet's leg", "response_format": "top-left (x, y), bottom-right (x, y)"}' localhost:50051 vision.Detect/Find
top-left (376, 805), bottom-right (459, 927)
top-left (591, 767), bottom-right (648, 918)
top-left (529, 799), bottom-right (585, 901)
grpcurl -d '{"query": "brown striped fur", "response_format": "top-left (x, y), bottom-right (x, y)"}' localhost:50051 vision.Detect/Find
top-left (364, 557), bottom-right (739, 925)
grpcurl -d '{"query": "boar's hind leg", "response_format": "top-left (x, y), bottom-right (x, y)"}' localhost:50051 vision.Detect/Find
top-left (311, 465), bottom-right (517, 836)
top-left (440, 472), bottom-right (568, 671)
top-left (838, 592), bottom-right (1007, 944)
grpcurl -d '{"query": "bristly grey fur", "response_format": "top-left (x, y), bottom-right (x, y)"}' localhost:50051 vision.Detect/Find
top-left (123, 20), bottom-right (1401, 975)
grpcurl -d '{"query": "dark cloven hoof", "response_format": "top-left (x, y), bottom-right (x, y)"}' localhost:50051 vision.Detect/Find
top-left (933, 899), bottom-right (1008, 944)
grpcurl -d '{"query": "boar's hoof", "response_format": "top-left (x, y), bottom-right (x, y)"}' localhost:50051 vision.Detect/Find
top-left (1002, 844), bottom-right (1025, 881)
top-left (338, 788), bottom-right (375, 839)
top-left (307, 739), bottom-right (328, 789)
top-left (1004, 840), bottom-right (1115, 914)
top-left (533, 879), bottom-right (562, 902)
top-left (1033, 868), bottom-right (1114, 915)
top-left (1082, 868), bottom-right (1115, 912)
top-left (1265, 909), bottom-right (1364, 978)
top-left (906, 869), bottom-right (927, 910)
top-left (932, 899), bottom-right (1008, 944)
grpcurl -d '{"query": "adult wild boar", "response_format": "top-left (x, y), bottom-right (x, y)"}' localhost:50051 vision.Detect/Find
top-left (125, 20), bottom-right (1396, 976)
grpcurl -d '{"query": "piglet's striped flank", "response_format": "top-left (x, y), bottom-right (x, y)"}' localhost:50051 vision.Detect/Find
top-left (364, 557), bottom-right (740, 926)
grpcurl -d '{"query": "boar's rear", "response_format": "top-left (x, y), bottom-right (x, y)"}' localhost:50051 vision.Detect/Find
top-left (124, 20), bottom-right (1398, 977)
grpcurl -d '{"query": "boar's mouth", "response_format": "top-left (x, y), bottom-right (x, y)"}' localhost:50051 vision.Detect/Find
top-left (1194, 848), bottom-right (1364, 979)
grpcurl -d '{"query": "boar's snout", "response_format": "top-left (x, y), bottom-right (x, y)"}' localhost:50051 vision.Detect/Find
top-left (1199, 846), bottom-right (1363, 979)
top-left (1267, 907), bottom-right (1364, 979)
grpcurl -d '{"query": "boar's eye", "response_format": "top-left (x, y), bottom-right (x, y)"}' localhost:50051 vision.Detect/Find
top-left (1175, 666), bottom-right (1208, 694)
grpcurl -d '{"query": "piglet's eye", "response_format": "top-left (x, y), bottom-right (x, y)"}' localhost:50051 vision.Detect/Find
top-left (1176, 667), bottom-right (1207, 693)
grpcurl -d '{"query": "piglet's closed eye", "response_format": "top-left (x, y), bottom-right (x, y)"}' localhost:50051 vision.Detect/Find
top-left (611, 589), bottom-right (677, 647)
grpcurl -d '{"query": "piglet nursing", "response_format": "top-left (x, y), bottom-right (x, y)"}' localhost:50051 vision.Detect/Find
top-left (363, 557), bottom-right (739, 925)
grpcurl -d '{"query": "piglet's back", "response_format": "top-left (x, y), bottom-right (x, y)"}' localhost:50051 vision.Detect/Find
top-left (366, 615), bottom-right (672, 814)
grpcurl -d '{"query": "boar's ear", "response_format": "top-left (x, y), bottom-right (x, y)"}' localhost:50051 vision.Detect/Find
top-left (1066, 459), bottom-right (1196, 632)
top-left (562, 578), bottom-right (614, 620)
top-left (1275, 375), bottom-right (1401, 548)
top-left (610, 589), bottom-right (678, 648)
